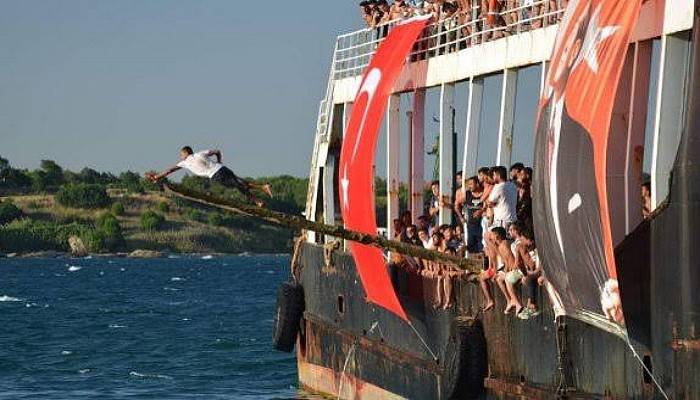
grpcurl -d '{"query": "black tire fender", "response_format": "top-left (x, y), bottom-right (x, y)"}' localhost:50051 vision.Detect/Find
top-left (272, 281), bottom-right (305, 352)
top-left (443, 317), bottom-right (488, 399)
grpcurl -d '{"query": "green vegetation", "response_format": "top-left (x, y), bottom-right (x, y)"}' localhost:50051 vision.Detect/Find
top-left (0, 219), bottom-right (89, 253)
top-left (111, 202), bottom-right (125, 216)
top-left (157, 201), bottom-right (170, 213)
top-left (0, 201), bottom-right (22, 225)
top-left (140, 210), bottom-right (165, 231)
top-left (96, 212), bottom-right (124, 251)
top-left (56, 184), bottom-right (111, 209)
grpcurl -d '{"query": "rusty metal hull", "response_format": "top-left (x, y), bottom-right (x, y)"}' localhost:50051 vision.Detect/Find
top-left (295, 243), bottom-right (660, 399)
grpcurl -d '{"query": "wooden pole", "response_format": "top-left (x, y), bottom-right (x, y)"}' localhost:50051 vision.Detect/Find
top-left (163, 184), bottom-right (484, 276)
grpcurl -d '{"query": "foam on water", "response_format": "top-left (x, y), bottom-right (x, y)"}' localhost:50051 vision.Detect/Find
top-left (108, 324), bottom-right (126, 329)
top-left (61, 350), bottom-right (73, 356)
top-left (0, 295), bottom-right (22, 302)
top-left (201, 255), bottom-right (214, 260)
top-left (68, 266), bottom-right (82, 272)
top-left (129, 371), bottom-right (173, 380)
top-left (170, 277), bottom-right (185, 282)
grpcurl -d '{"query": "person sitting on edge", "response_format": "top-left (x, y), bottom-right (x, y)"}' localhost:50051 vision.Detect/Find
top-left (418, 228), bottom-right (432, 248)
top-left (146, 146), bottom-right (273, 207)
top-left (504, 222), bottom-right (526, 316)
top-left (405, 224), bottom-right (423, 247)
top-left (479, 226), bottom-right (512, 312)
top-left (517, 228), bottom-right (542, 320)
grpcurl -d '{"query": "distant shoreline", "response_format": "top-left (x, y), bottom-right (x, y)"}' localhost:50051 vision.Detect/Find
top-left (0, 250), bottom-right (291, 259)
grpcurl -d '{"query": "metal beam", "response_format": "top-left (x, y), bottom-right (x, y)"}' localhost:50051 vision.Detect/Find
top-left (411, 89), bottom-right (426, 222)
top-left (497, 69), bottom-right (518, 167)
top-left (386, 94), bottom-right (401, 239)
top-left (463, 77), bottom-right (483, 177)
top-left (439, 83), bottom-right (455, 226)
top-left (624, 41), bottom-right (652, 234)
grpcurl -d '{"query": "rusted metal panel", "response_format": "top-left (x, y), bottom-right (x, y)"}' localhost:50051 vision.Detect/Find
top-left (298, 242), bottom-right (656, 399)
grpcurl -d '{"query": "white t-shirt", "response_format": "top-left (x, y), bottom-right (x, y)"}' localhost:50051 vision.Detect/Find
top-left (177, 151), bottom-right (223, 178)
top-left (510, 238), bottom-right (521, 258)
top-left (489, 181), bottom-right (518, 223)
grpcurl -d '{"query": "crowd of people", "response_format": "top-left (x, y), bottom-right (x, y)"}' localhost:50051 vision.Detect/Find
top-left (359, 0), bottom-right (566, 41)
top-left (390, 162), bottom-right (546, 320)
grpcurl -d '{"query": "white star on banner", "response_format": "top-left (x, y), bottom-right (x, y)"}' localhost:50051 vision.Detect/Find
top-left (572, 4), bottom-right (619, 74)
top-left (341, 166), bottom-right (350, 211)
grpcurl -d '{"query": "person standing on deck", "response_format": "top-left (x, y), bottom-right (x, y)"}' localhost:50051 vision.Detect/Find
top-left (146, 146), bottom-right (273, 207)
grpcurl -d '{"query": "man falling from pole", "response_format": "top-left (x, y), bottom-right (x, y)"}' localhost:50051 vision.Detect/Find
top-left (146, 146), bottom-right (273, 207)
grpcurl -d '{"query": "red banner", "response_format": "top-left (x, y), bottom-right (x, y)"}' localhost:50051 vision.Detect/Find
top-left (338, 17), bottom-right (429, 321)
top-left (534, 0), bottom-right (642, 326)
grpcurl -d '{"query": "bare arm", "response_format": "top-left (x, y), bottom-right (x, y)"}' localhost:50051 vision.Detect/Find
top-left (454, 189), bottom-right (466, 224)
top-left (146, 165), bottom-right (181, 182)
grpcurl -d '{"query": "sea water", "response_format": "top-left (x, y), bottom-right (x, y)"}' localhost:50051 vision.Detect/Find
top-left (0, 255), bottom-right (310, 399)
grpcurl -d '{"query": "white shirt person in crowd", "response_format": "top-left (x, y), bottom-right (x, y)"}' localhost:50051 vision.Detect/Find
top-left (487, 166), bottom-right (518, 228)
top-left (146, 146), bottom-right (273, 207)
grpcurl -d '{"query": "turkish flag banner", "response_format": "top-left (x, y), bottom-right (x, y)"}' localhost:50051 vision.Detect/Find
top-left (533, 0), bottom-right (642, 327)
top-left (339, 16), bottom-right (430, 322)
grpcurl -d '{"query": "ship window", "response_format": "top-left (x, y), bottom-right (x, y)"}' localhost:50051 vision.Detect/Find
top-left (476, 73), bottom-right (503, 168)
top-left (337, 295), bottom-right (345, 314)
top-left (642, 39), bottom-right (662, 177)
top-left (511, 64), bottom-right (542, 166)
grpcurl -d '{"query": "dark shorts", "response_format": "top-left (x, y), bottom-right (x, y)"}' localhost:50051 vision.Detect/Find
top-left (211, 167), bottom-right (253, 199)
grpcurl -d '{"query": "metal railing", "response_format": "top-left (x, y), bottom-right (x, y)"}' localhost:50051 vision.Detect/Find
top-left (333, 0), bottom-right (566, 80)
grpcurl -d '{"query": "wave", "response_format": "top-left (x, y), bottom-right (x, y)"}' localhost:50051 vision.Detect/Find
top-left (78, 369), bottom-right (91, 374)
top-left (0, 295), bottom-right (22, 302)
top-left (108, 324), bottom-right (126, 329)
top-left (61, 350), bottom-right (73, 356)
top-left (201, 255), bottom-right (214, 260)
top-left (68, 266), bottom-right (82, 272)
top-left (163, 287), bottom-right (181, 292)
top-left (170, 277), bottom-right (185, 282)
top-left (129, 371), bottom-right (172, 380)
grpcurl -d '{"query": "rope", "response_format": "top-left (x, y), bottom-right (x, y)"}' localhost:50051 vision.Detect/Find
top-left (290, 234), bottom-right (306, 283)
top-left (624, 337), bottom-right (670, 400)
top-left (408, 320), bottom-right (438, 361)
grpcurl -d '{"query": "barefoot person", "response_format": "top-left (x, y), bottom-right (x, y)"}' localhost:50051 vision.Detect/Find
top-left (146, 146), bottom-right (273, 207)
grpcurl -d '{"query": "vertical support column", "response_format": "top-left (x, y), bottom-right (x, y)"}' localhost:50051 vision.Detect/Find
top-left (497, 69), bottom-right (518, 167)
top-left (651, 32), bottom-right (692, 208)
top-left (625, 41), bottom-right (652, 234)
top-left (323, 157), bottom-right (336, 243)
top-left (386, 94), bottom-right (401, 239)
top-left (463, 77), bottom-right (483, 177)
top-left (342, 102), bottom-right (353, 250)
top-left (439, 83), bottom-right (455, 226)
top-left (608, 46), bottom-right (635, 246)
top-left (539, 61), bottom-right (548, 96)
top-left (411, 89), bottom-right (426, 222)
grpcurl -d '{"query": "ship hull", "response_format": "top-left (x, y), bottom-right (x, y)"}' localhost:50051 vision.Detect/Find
top-left (295, 243), bottom-right (655, 399)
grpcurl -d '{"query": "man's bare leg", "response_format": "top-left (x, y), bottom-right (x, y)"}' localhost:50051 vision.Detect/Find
top-left (495, 273), bottom-right (513, 312)
top-left (506, 280), bottom-right (523, 315)
top-left (480, 272), bottom-right (495, 311)
top-left (435, 274), bottom-right (444, 308)
top-left (443, 273), bottom-right (453, 309)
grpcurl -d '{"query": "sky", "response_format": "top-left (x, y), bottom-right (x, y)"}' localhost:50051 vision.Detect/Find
top-left (0, 0), bottom-right (359, 177)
